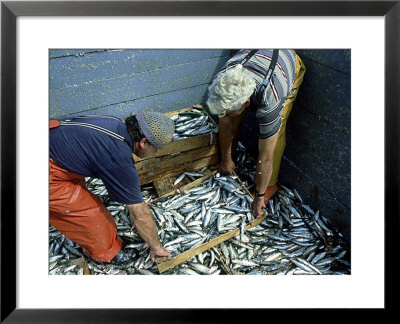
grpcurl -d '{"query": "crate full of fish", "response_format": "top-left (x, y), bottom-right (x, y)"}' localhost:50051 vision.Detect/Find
top-left (133, 105), bottom-right (219, 187)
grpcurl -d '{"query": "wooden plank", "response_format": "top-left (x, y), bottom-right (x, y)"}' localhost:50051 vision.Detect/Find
top-left (164, 106), bottom-right (194, 116)
top-left (83, 260), bottom-right (92, 275)
top-left (156, 213), bottom-right (267, 274)
top-left (153, 177), bottom-right (175, 197)
top-left (136, 145), bottom-right (218, 184)
top-left (70, 257), bottom-right (92, 275)
top-left (233, 170), bottom-right (253, 197)
top-left (138, 154), bottom-right (219, 185)
top-left (134, 132), bottom-right (216, 162)
top-left (136, 145), bottom-right (218, 173)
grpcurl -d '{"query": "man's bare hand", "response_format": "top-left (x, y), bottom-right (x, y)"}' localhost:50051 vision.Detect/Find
top-left (210, 159), bottom-right (235, 175)
top-left (213, 159), bottom-right (235, 175)
top-left (252, 196), bottom-right (266, 217)
top-left (150, 246), bottom-right (171, 263)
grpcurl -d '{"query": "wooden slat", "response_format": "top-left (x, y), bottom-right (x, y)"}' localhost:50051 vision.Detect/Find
top-left (164, 106), bottom-right (194, 116)
top-left (153, 177), bottom-right (175, 197)
top-left (136, 145), bottom-right (217, 173)
top-left (233, 170), bottom-right (253, 197)
top-left (134, 132), bottom-right (216, 162)
top-left (70, 257), bottom-right (92, 275)
top-left (139, 154), bottom-right (219, 185)
top-left (156, 213), bottom-right (267, 274)
top-left (83, 260), bottom-right (92, 275)
top-left (136, 143), bottom-right (219, 185)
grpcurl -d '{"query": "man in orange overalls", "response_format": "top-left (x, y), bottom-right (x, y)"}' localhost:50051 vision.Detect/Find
top-left (49, 112), bottom-right (174, 266)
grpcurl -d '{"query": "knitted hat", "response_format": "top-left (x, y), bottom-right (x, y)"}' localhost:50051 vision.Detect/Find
top-left (135, 111), bottom-right (175, 149)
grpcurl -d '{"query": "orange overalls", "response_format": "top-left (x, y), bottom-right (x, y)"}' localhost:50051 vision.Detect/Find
top-left (49, 120), bottom-right (123, 262)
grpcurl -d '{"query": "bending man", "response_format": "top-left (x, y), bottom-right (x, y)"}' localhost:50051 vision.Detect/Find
top-left (206, 49), bottom-right (306, 217)
top-left (49, 112), bottom-right (174, 266)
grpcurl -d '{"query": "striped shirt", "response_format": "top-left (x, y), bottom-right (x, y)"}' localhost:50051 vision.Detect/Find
top-left (218, 49), bottom-right (297, 139)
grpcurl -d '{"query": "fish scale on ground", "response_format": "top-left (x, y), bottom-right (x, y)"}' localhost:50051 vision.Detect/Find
top-left (49, 141), bottom-right (350, 275)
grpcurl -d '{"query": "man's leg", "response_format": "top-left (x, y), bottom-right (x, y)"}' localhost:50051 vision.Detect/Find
top-left (49, 158), bottom-right (123, 262)
top-left (266, 53), bottom-right (307, 200)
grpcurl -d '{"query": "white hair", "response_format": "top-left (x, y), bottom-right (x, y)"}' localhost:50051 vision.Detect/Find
top-left (206, 64), bottom-right (256, 117)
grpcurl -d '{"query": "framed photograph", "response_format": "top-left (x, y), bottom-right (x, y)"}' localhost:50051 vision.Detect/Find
top-left (1, 0), bottom-right (398, 322)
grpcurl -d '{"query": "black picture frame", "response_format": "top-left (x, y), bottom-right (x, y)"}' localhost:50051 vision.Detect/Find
top-left (1, 0), bottom-right (399, 322)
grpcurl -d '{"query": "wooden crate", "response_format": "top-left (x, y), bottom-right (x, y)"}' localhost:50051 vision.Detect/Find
top-left (130, 105), bottom-right (267, 273)
top-left (133, 105), bottom-right (219, 197)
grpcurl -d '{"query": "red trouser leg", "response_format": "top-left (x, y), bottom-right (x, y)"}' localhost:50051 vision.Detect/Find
top-left (49, 158), bottom-right (123, 262)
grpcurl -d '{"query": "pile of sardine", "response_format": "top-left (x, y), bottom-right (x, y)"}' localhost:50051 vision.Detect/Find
top-left (48, 142), bottom-right (350, 275)
top-left (48, 170), bottom-right (252, 275)
top-left (49, 226), bottom-right (86, 275)
top-left (156, 176), bottom-right (350, 275)
top-left (49, 176), bottom-right (350, 275)
top-left (149, 172), bottom-right (255, 258)
top-left (171, 110), bottom-right (218, 141)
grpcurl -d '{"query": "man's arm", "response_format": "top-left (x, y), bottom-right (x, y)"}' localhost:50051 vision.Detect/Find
top-left (217, 116), bottom-right (235, 174)
top-left (252, 132), bottom-right (279, 216)
top-left (126, 202), bottom-right (171, 262)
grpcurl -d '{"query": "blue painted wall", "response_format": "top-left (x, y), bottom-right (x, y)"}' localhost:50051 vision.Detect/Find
top-left (49, 49), bottom-right (231, 119)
